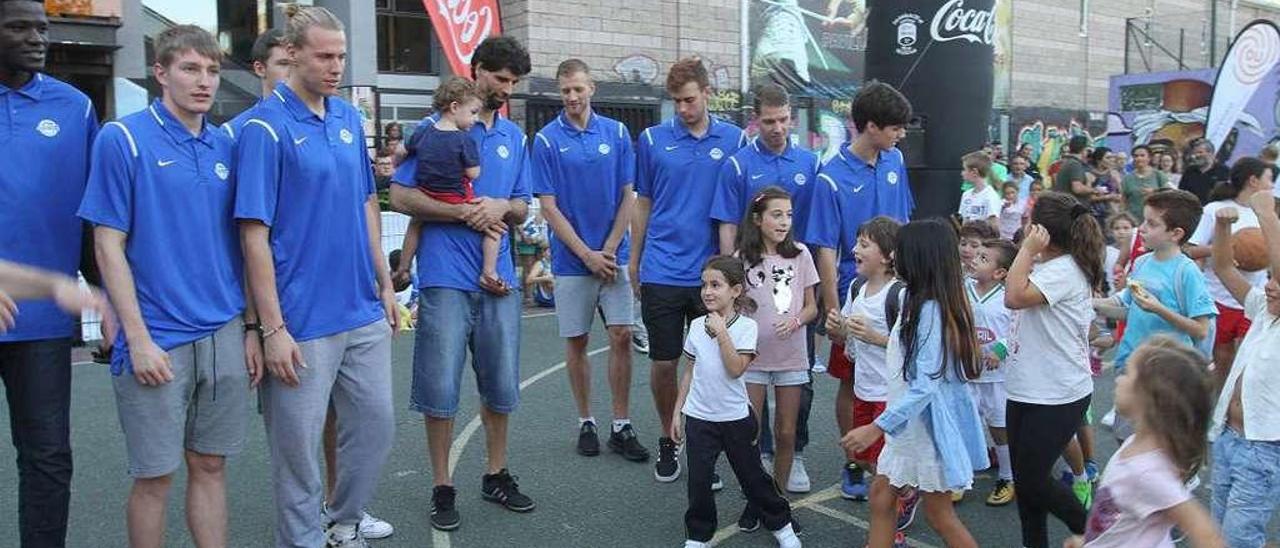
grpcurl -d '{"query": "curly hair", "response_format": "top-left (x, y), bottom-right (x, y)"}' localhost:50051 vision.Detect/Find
top-left (471, 36), bottom-right (531, 78)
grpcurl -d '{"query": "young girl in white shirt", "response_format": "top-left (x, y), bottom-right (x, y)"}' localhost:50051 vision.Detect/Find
top-left (672, 256), bottom-right (800, 548)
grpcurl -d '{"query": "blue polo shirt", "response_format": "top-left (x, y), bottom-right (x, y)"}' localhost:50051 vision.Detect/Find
top-left (234, 83), bottom-right (382, 342)
top-left (221, 98), bottom-right (262, 141)
top-left (78, 101), bottom-right (244, 374)
top-left (711, 137), bottom-right (820, 230)
top-left (0, 73), bottom-right (98, 342)
top-left (393, 113), bottom-right (532, 292)
top-left (799, 145), bottom-right (913, 303)
top-left (532, 111), bottom-right (634, 276)
top-left (636, 117), bottom-right (746, 286)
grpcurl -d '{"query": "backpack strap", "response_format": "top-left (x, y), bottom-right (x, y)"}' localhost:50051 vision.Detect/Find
top-left (885, 281), bottom-right (906, 331)
top-left (847, 277), bottom-right (867, 308)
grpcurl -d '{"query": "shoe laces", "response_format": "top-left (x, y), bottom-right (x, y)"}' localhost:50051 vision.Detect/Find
top-left (432, 486), bottom-right (456, 510)
top-left (492, 470), bottom-right (522, 493)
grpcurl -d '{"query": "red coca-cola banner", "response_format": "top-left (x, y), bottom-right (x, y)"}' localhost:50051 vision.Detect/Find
top-left (421, 0), bottom-right (503, 79)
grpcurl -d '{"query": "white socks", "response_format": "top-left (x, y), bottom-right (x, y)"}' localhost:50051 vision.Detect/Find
top-left (579, 417), bottom-right (595, 427)
top-left (612, 418), bottom-right (631, 433)
top-left (683, 541), bottom-right (709, 548)
top-left (996, 444), bottom-right (1013, 481)
top-left (1073, 472), bottom-right (1088, 484)
top-left (773, 523), bottom-right (802, 547)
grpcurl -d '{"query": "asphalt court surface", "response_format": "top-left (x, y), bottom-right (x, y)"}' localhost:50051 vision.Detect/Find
top-left (1, 310), bottom-right (1244, 547)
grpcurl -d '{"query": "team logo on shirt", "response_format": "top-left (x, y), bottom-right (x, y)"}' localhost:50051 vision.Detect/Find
top-left (339, 128), bottom-right (354, 144)
top-left (887, 171), bottom-right (900, 185)
top-left (36, 119), bottom-right (60, 138)
top-left (598, 143), bottom-right (611, 155)
top-left (497, 144), bottom-right (510, 159)
top-left (709, 147), bottom-right (724, 160)
top-left (794, 173), bottom-right (807, 185)
top-left (214, 163), bottom-right (229, 181)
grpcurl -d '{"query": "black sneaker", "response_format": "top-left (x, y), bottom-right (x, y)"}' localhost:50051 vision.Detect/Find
top-left (655, 437), bottom-right (681, 482)
top-left (577, 422), bottom-right (600, 456)
top-left (481, 469), bottom-right (536, 512)
top-left (430, 485), bottom-right (460, 531)
top-left (711, 472), bottom-right (724, 492)
top-left (607, 424), bottom-right (650, 462)
top-left (737, 504), bottom-right (760, 533)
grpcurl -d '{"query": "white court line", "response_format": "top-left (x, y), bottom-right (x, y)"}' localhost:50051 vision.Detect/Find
top-left (709, 483), bottom-right (940, 548)
top-left (433, 345), bottom-right (611, 548)
top-left (520, 310), bottom-right (557, 319)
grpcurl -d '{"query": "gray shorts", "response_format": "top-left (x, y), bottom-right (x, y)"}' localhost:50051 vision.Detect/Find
top-left (554, 272), bottom-right (635, 338)
top-left (113, 317), bottom-right (250, 478)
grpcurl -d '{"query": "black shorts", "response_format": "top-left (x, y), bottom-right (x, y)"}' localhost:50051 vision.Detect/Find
top-left (640, 283), bottom-right (704, 361)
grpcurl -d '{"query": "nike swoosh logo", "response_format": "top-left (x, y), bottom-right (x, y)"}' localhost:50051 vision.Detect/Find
top-left (294, 137), bottom-right (307, 145)
top-left (664, 145), bottom-right (678, 151)
top-left (751, 174), bottom-right (765, 180)
top-left (157, 160), bottom-right (176, 167)
top-left (559, 146), bottom-right (571, 153)
top-left (852, 185), bottom-right (866, 193)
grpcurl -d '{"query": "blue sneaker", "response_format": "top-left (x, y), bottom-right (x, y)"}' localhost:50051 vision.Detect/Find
top-left (1059, 470), bottom-right (1074, 487)
top-left (1085, 460), bottom-right (1099, 484)
top-left (841, 463), bottom-right (868, 501)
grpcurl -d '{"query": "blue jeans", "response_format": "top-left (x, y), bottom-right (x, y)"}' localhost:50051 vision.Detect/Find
top-left (0, 338), bottom-right (73, 547)
top-left (1211, 427), bottom-right (1280, 548)
top-left (410, 288), bottom-right (521, 418)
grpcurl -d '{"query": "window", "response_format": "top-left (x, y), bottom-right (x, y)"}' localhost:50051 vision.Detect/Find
top-left (377, 0), bottom-right (435, 75)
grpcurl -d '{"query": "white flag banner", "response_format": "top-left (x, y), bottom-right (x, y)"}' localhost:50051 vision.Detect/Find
top-left (1205, 20), bottom-right (1280, 150)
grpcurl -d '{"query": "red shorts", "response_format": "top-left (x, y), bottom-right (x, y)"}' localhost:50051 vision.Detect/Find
top-left (852, 396), bottom-right (887, 463)
top-left (420, 179), bottom-right (475, 204)
top-left (1215, 303), bottom-right (1253, 345)
top-left (828, 342), bottom-right (853, 380)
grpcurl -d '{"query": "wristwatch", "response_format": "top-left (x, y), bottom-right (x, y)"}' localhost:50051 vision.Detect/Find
top-left (243, 322), bottom-right (263, 334)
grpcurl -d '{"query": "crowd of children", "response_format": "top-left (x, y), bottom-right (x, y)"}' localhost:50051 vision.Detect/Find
top-left (661, 139), bottom-right (1276, 548)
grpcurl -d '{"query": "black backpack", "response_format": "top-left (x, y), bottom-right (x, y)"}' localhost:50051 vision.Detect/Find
top-left (846, 278), bottom-right (906, 331)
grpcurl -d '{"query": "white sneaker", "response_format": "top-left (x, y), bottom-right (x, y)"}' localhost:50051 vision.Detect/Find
top-left (811, 358), bottom-right (827, 375)
top-left (325, 523), bottom-right (367, 548)
top-left (684, 541), bottom-right (709, 548)
top-left (787, 455), bottom-right (811, 493)
top-left (359, 511), bottom-right (393, 539)
top-left (772, 523), bottom-right (802, 548)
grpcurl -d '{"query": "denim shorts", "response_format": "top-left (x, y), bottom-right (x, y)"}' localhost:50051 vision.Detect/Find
top-left (743, 369), bottom-right (810, 387)
top-left (410, 287), bottom-right (521, 418)
top-left (1210, 427), bottom-right (1280, 548)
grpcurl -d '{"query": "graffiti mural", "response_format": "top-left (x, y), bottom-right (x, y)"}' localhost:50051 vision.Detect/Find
top-left (1108, 67), bottom-right (1280, 163)
top-left (1011, 111), bottom-right (1105, 174)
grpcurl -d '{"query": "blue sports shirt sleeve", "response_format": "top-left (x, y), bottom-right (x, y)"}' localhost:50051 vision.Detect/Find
top-left (233, 118), bottom-right (284, 225)
top-left (510, 135), bottom-right (532, 201)
top-left (617, 123), bottom-right (636, 190)
top-left (800, 174), bottom-right (840, 249)
top-left (78, 123), bottom-right (137, 233)
top-left (635, 129), bottom-right (654, 198)
top-left (531, 132), bottom-right (555, 196)
top-left (710, 156), bottom-right (744, 224)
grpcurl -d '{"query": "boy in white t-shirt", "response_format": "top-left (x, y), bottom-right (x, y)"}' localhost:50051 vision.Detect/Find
top-left (967, 239), bottom-right (1018, 507)
top-left (823, 217), bottom-right (902, 502)
top-left (1208, 190), bottom-right (1280, 548)
top-left (959, 151), bottom-right (1003, 228)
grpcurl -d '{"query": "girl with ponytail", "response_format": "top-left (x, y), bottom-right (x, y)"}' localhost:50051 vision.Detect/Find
top-left (671, 256), bottom-right (801, 548)
top-left (1002, 191), bottom-right (1105, 548)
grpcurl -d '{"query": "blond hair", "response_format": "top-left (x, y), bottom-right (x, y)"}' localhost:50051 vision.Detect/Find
top-left (962, 150), bottom-right (992, 178)
top-left (281, 4), bottom-right (344, 47)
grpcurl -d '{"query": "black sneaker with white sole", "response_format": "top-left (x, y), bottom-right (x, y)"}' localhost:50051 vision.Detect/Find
top-left (578, 422), bottom-right (600, 456)
top-left (711, 472), bottom-right (724, 492)
top-left (737, 504), bottom-right (760, 533)
top-left (607, 424), bottom-right (650, 462)
top-left (481, 469), bottom-right (536, 512)
top-left (654, 437), bottom-right (681, 482)
top-left (430, 485), bottom-right (460, 532)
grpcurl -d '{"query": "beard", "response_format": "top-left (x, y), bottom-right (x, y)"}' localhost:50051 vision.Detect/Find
top-left (484, 93), bottom-right (506, 111)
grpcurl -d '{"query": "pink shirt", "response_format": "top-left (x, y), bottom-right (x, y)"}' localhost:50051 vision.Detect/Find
top-left (744, 245), bottom-right (819, 372)
top-left (1084, 439), bottom-right (1192, 547)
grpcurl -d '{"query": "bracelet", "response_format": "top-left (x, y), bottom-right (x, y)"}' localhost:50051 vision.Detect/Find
top-left (262, 323), bottom-right (286, 339)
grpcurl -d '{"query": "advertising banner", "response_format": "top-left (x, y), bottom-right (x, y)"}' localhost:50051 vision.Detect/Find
top-left (421, 0), bottom-right (502, 79)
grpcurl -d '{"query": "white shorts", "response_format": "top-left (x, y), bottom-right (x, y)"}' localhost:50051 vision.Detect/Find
top-left (743, 369), bottom-right (810, 387)
top-left (554, 272), bottom-right (634, 338)
top-left (969, 382), bottom-right (1007, 428)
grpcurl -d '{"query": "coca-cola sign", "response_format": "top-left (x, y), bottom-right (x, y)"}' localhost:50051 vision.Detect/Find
top-left (422, 0), bottom-right (502, 79)
top-left (929, 0), bottom-right (995, 46)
